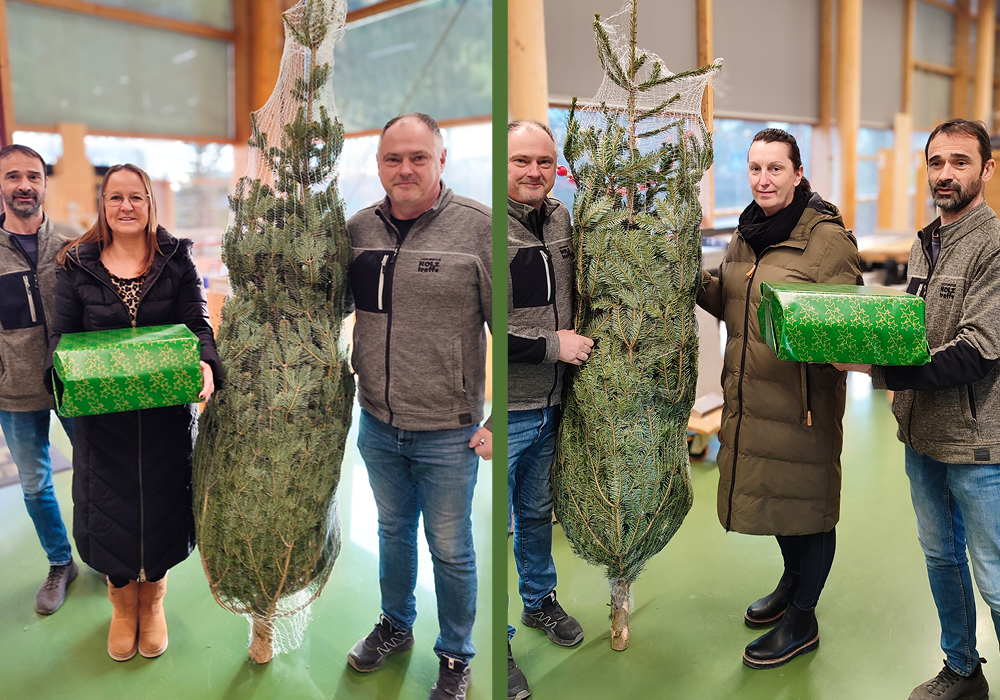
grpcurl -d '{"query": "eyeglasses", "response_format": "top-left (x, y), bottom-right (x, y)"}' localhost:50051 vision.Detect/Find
top-left (104, 193), bottom-right (149, 208)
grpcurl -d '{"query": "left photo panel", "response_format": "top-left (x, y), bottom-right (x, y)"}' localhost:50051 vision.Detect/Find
top-left (0, 1), bottom-right (494, 699)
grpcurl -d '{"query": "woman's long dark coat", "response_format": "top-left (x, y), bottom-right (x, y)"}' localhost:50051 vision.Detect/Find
top-left (50, 228), bottom-right (222, 581)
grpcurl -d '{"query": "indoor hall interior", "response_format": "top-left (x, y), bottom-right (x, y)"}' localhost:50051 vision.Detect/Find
top-left (0, 403), bottom-right (494, 700)
top-left (507, 376), bottom-right (978, 699)
top-left (0, 0), bottom-right (493, 698)
top-left (507, 0), bottom-right (1000, 698)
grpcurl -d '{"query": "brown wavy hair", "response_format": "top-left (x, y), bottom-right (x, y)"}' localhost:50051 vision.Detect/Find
top-left (58, 163), bottom-right (161, 274)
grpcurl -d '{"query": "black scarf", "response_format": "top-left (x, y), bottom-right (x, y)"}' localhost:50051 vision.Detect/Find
top-left (738, 187), bottom-right (811, 258)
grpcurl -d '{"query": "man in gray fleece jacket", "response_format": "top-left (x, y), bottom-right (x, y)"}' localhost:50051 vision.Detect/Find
top-left (839, 119), bottom-right (1000, 700)
top-left (0, 145), bottom-right (78, 615)
top-left (345, 113), bottom-right (491, 700)
top-left (506, 120), bottom-right (592, 700)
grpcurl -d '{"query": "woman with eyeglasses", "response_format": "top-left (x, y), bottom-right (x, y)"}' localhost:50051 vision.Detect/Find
top-left (48, 163), bottom-right (222, 661)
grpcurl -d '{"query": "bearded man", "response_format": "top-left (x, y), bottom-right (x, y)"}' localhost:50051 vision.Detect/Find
top-left (0, 144), bottom-right (78, 615)
top-left (836, 119), bottom-right (1000, 700)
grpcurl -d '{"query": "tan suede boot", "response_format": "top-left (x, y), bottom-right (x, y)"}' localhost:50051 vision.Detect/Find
top-left (137, 576), bottom-right (168, 658)
top-left (107, 579), bottom-right (139, 661)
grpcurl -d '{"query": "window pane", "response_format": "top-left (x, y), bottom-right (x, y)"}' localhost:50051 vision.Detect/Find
top-left (710, 119), bottom-right (813, 215)
top-left (970, 21), bottom-right (978, 66)
top-left (8, 3), bottom-right (230, 138)
top-left (347, 0), bottom-right (386, 10)
top-left (857, 128), bottom-right (893, 158)
top-left (913, 70), bottom-right (953, 129)
top-left (84, 136), bottom-right (235, 277)
top-left (854, 200), bottom-right (878, 237)
top-left (11, 131), bottom-right (63, 166)
top-left (333, 0), bottom-right (491, 132)
top-left (68, 0), bottom-right (231, 29)
top-left (546, 110), bottom-right (815, 225)
top-left (856, 160), bottom-right (880, 199)
top-left (915, 2), bottom-right (955, 66)
top-left (339, 122), bottom-right (490, 218)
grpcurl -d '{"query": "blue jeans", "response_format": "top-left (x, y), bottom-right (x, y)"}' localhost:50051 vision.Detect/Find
top-left (357, 409), bottom-right (479, 663)
top-left (905, 446), bottom-right (1000, 676)
top-left (508, 407), bottom-right (559, 640)
top-left (0, 409), bottom-right (75, 565)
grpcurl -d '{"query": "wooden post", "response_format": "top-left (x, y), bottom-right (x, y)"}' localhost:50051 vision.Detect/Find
top-left (891, 112), bottom-right (913, 231)
top-left (877, 148), bottom-right (893, 229)
top-left (813, 0), bottom-right (835, 199)
top-left (508, 0), bottom-right (550, 124)
top-left (697, 0), bottom-right (714, 228)
top-left (837, 0), bottom-right (862, 230)
top-left (914, 157), bottom-right (931, 227)
top-left (233, 0), bottom-right (253, 142)
top-left (250, 0), bottom-right (284, 113)
top-left (53, 122), bottom-right (96, 229)
top-left (953, 0), bottom-right (971, 118)
top-left (973, 0), bottom-right (996, 128)
top-left (0, 0), bottom-right (13, 147)
top-left (903, 0), bottom-right (915, 115)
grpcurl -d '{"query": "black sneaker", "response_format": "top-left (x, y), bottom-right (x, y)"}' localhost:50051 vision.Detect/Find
top-left (429, 656), bottom-right (470, 700)
top-left (508, 643), bottom-right (531, 700)
top-left (908, 660), bottom-right (989, 700)
top-left (347, 614), bottom-right (414, 673)
top-left (35, 559), bottom-right (78, 615)
top-left (521, 590), bottom-right (584, 646)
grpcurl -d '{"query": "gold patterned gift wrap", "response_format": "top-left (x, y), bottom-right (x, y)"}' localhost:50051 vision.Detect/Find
top-left (758, 282), bottom-right (931, 366)
top-left (53, 324), bottom-right (203, 417)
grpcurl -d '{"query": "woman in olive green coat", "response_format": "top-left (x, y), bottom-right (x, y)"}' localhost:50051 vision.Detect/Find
top-left (699, 128), bottom-right (862, 670)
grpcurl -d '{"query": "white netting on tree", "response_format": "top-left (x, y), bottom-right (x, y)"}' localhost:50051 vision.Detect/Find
top-left (554, 0), bottom-right (722, 650)
top-left (241, 0), bottom-right (345, 193)
top-left (573, 1), bottom-right (721, 158)
top-left (193, 0), bottom-right (355, 663)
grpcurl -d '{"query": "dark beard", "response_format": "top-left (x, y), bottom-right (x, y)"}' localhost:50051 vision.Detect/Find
top-left (2, 190), bottom-right (41, 217)
top-left (933, 178), bottom-right (982, 212)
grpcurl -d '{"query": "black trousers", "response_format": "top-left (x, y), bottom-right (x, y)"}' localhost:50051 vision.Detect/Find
top-left (775, 527), bottom-right (836, 610)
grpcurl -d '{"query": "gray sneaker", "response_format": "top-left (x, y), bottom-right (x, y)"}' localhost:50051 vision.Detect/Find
top-left (908, 660), bottom-right (989, 700)
top-left (35, 559), bottom-right (78, 615)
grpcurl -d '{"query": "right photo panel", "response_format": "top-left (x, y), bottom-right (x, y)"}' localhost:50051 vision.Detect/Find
top-left (505, 1), bottom-right (1000, 699)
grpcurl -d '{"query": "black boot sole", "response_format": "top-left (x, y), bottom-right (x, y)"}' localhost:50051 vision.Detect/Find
top-left (346, 638), bottom-right (414, 673)
top-left (743, 635), bottom-right (819, 669)
top-left (520, 615), bottom-right (584, 647)
top-left (744, 609), bottom-right (785, 629)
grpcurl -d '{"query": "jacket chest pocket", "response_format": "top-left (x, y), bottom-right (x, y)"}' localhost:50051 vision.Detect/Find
top-left (0, 270), bottom-right (43, 330)
top-left (350, 250), bottom-right (396, 314)
top-left (510, 245), bottom-right (554, 308)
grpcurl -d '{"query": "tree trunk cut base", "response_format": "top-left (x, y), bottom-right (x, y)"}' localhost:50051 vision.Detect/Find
top-left (610, 579), bottom-right (631, 651)
top-left (249, 619), bottom-right (274, 664)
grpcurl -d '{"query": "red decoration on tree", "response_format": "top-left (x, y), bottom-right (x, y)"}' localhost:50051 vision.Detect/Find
top-left (557, 165), bottom-right (568, 177)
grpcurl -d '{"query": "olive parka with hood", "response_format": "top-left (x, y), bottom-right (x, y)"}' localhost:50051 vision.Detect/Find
top-left (699, 192), bottom-right (862, 536)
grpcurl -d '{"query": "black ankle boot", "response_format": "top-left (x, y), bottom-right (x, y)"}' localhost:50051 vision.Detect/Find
top-left (743, 603), bottom-right (819, 669)
top-left (745, 571), bottom-right (799, 628)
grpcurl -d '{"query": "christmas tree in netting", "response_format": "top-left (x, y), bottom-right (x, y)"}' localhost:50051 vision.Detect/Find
top-left (553, 0), bottom-right (721, 651)
top-left (192, 0), bottom-right (355, 663)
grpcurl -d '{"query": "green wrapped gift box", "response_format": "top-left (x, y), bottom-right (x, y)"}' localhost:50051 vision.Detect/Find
top-left (758, 282), bottom-right (931, 366)
top-left (53, 324), bottom-right (202, 417)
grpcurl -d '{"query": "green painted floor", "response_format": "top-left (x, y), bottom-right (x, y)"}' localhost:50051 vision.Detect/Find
top-left (508, 376), bottom-right (1000, 699)
top-left (0, 403), bottom-right (492, 700)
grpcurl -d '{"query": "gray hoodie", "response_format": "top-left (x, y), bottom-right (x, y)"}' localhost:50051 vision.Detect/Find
top-left (348, 184), bottom-right (492, 431)
top-left (872, 201), bottom-right (1000, 464)
top-left (0, 213), bottom-right (75, 411)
